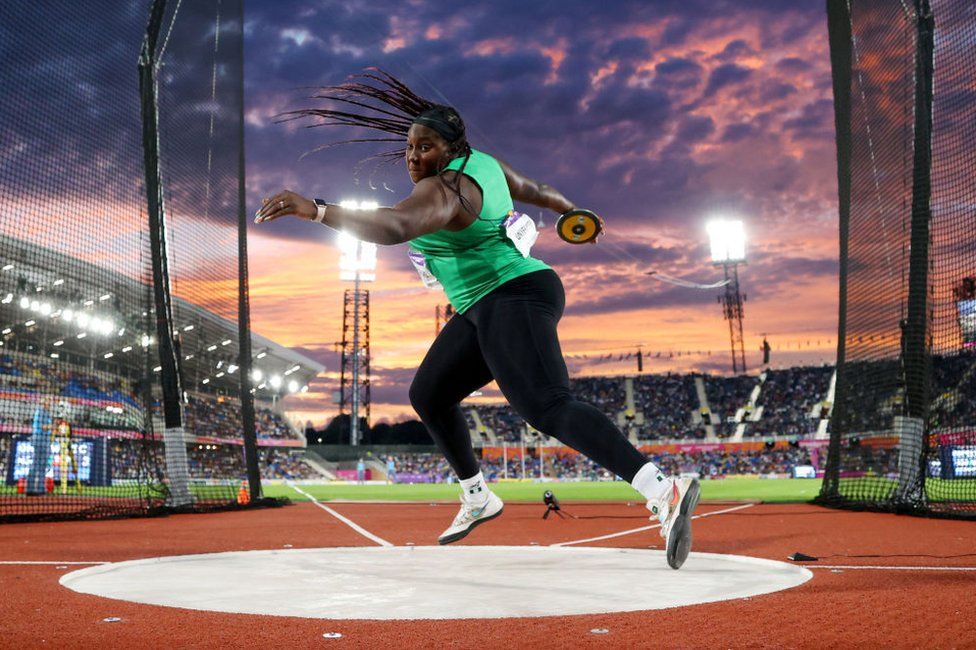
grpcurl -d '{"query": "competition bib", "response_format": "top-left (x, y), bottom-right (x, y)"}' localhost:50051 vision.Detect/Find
top-left (502, 210), bottom-right (538, 258)
top-left (407, 249), bottom-right (442, 289)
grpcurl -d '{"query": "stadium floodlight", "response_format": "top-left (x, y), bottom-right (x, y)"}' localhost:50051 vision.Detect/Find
top-left (251, 368), bottom-right (263, 382)
top-left (141, 334), bottom-right (151, 347)
top-left (227, 364), bottom-right (238, 374)
top-left (301, 385), bottom-right (309, 393)
top-left (270, 375), bottom-right (282, 390)
top-left (707, 218), bottom-right (748, 373)
top-left (288, 379), bottom-right (299, 393)
top-left (18, 296), bottom-right (29, 309)
top-left (30, 300), bottom-right (39, 312)
top-left (62, 309), bottom-right (74, 322)
top-left (338, 231), bottom-right (378, 283)
top-left (706, 219), bottom-right (747, 264)
top-left (1, 293), bottom-right (12, 304)
top-left (337, 200), bottom-right (379, 283)
top-left (76, 312), bottom-right (90, 329)
top-left (39, 302), bottom-right (51, 316)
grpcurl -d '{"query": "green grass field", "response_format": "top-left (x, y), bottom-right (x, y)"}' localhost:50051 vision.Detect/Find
top-left (263, 478), bottom-right (825, 504)
top-left (8, 477), bottom-right (973, 508)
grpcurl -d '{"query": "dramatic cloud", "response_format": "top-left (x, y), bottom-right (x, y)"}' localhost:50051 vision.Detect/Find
top-left (0, 0), bottom-right (842, 425)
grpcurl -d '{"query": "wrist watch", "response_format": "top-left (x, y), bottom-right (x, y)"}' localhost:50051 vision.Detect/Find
top-left (313, 198), bottom-right (329, 223)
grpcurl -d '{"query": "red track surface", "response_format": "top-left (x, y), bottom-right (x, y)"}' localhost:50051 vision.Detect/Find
top-left (1, 501), bottom-right (974, 648)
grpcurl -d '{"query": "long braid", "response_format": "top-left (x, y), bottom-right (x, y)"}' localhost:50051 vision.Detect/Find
top-left (279, 68), bottom-right (480, 218)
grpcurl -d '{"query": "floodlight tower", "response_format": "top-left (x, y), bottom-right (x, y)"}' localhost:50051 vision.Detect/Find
top-left (337, 200), bottom-right (378, 446)
top-left (707, 219), bottom-right (748, 374)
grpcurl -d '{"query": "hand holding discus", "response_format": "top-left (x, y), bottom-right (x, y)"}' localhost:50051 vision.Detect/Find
top-left (556, 208), bottom-right (604, 245)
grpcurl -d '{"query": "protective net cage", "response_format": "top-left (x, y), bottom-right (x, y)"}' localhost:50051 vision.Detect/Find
top-left (0, 0), bottom-right (269, 522)
top-left (818, 0), bottom-right (976, 518)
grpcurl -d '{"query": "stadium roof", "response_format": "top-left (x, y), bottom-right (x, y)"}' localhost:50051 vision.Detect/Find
top-left (0, 232), bottom-right (323, 396)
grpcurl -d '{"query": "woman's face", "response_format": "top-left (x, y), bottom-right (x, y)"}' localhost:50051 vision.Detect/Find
top-left (406, 124), bottom-right (450, 184)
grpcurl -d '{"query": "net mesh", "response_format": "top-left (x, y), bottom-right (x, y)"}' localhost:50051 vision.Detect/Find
top-left (820, 0), bottom-right (976, 517)
top-left (925, 1), bottom-right (976, 513)
top-left (0, 2), bottom-right (166, 521)
top-left (150, 0), bottom-right (258, 504)
top-left (0, 0), bottom-right (263, 522)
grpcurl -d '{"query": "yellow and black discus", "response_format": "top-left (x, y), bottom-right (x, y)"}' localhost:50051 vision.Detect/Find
top-left (556, 209), bottom-right (603, 244)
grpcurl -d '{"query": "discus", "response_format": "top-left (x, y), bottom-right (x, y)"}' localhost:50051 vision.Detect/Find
top-left (556, 209), bottom-right (603, 244)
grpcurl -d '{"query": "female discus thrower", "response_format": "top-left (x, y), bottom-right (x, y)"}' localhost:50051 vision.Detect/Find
top-left (255, 71), bottom-right (700, 569)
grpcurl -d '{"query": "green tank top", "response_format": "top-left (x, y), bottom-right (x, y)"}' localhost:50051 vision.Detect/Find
top-left (408, 149), bottom-right (550, 313)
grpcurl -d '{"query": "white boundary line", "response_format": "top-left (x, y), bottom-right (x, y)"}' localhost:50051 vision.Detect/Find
top-left (810, 565), bottom-right (976, 572)
top-left (287, 481), bottom-right (393, 547)
top-left (552, 502), bottom-right (756, 547)
top-left (0, 560), bottom-right (110, 566)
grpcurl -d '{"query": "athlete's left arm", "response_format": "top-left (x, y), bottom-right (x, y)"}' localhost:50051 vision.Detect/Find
top-left (496, 159), bottom-right (575, 214)
top-left (253, 178), bottom-right (459, 245)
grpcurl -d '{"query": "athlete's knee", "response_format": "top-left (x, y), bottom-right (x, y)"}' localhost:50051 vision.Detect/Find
top-left (523, 393), bottom-right (574, 435)
top-left (408, 377), bottom-right (451, 422)
top-left (408, 378), bottom-right (433, 420)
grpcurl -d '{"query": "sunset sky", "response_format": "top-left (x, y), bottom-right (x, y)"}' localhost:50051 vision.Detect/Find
top-left (240, 0), bottom-right (842, 426)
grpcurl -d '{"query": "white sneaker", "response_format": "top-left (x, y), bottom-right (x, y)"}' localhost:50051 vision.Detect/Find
top-left (647, 477), bottom-right (701, 570)
top-left (437, 490), bottom-right (504, 545)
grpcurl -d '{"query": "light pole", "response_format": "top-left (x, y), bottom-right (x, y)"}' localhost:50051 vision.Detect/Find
top-left (707, 219), bottom-right (748, 374)
top-left (338, 200), bottom-right (377, 446)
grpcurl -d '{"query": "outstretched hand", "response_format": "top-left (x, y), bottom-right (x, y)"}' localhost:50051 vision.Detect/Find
top-left (254, 190), bottom-right (316, 224)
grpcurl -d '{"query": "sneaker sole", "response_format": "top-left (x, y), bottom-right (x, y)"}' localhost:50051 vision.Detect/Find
top-left (666, 479), bottom-right (701, 570)
top-left (680, 479), bottom-right (701, 517)
top-left (666, 515), bottom-right (692, 570)
top-left (437, 506), bottom-right (504, 545)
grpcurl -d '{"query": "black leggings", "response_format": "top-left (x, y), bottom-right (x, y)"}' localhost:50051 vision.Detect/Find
top-left (408, 269), bottom-right (648, 483)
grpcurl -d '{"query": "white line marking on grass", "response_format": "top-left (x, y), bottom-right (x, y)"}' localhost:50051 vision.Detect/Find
top-left (287, 481), bottom-right (393, 548)
top-left (0, 560), bottom-right (109, 566)
top-left (552, 503), bottom-right (755, 547)
top-left (810, 565), bottom-right (976, 572)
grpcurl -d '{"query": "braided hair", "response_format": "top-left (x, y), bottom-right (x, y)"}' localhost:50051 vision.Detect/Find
top-left (279, 68), bottom-right (477, 216)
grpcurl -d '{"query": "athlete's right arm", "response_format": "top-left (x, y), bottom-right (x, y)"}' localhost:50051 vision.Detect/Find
top-left (253, 177), bottom-right (461, 245)
top-left (497, 159), bottom-right (575, 214)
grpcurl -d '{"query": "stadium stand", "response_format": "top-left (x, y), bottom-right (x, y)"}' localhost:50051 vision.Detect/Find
top-left (748, 367), bottom-right (833, 438)
top-left (703, 374), bottom-right (756, 438)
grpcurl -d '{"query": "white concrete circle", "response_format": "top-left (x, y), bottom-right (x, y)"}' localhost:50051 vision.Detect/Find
top-left (60, 546), bottom-right (812, 620)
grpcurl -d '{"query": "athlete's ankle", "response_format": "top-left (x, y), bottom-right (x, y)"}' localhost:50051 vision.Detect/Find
top-left (459, 470), bottom-right (490, 505)
top-left (631, 461), bottom-right (671, 502)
